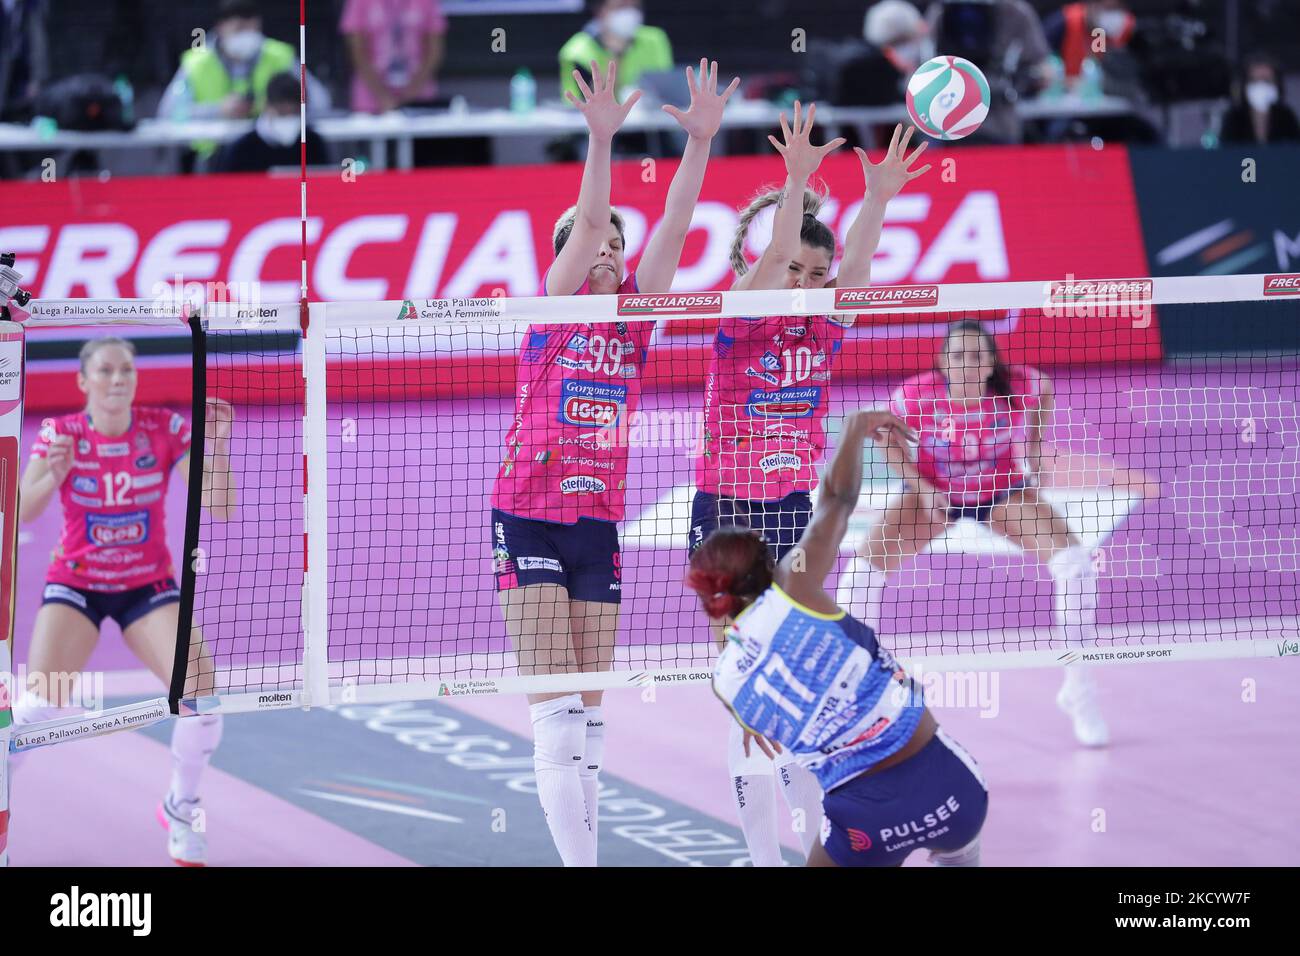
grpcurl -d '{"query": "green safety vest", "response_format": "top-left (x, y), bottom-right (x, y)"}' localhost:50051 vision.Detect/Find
top-left (558, 27), bottom-right (673, 102)
top-left (181, 38), bottom-right (297, 156)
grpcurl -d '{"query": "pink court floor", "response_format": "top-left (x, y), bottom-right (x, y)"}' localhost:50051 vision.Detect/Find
top-left (7, 363), bottom-right (1300, 866)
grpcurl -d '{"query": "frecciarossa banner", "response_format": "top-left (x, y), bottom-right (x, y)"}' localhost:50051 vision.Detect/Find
top-left (0, 143), bottom-right (1161, 380)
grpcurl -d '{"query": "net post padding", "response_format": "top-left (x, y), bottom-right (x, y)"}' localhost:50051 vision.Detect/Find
top-left (170, 310), bottom-right (207, 712)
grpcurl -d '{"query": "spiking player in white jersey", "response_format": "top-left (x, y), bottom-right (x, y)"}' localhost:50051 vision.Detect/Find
top-left (14, 337), bottom-right (235, 866)
top-left (688, 408), bottom-right (988, 867)
top-left (690, 111), bottom-right (931, 865)
top-left (490, 59), bottom-right (737, 866)
top-left (837, 321), bottom-right (1156, 746)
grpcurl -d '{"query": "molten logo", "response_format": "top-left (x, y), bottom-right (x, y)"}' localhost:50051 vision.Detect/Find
top-left (847, 828), bottom-right (872, 852)
top-left (834, 285), bottom-right (940, 309)
top-left (560, 475), bottom-right (607, 495)
top-left (1264, 274), bottom-right (1300, 296)
top-left (617, 292), bottom-right (722, 316)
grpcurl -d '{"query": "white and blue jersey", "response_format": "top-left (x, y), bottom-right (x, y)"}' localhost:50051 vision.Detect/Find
top-left (713, 584), bottom-right (925, 792)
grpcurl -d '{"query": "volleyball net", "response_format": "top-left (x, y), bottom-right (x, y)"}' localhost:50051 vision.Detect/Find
top-left (4, 273), bottom-right (1298, 743)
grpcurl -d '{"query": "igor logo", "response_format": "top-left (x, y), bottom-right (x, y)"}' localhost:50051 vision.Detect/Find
top-left (558, 380), bottom-right (625, 428)
top-left (560, 475), bottom-right (608, 495)
top-left (87, 511), bottom-right (149, 547)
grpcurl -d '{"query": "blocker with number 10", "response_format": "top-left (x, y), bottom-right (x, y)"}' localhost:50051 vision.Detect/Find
top-left (906, 55), bottom-right (991, 141)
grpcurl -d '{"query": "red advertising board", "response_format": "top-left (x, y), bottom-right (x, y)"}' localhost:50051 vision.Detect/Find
top-left (1, 143), bottom-right (1161, 396)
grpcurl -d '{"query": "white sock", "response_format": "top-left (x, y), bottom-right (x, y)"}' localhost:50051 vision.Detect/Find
top-left (837, 556), bottom-right (887, 630)
top-left (727, 719), bottom-right (784, 867)
top-left (775, 749), bottom-right (823, 859)
top-left (580, 706), bottom-right (605, 862)
top-left (1048, 546), bottom-right (1099, 649)
top-left (169, 714), bottom-right (223, 804)
top-left (530, 694), bottom-right (594, 867)
top-left (1061, 665), bottom-right (1098, 695)
top-left (931, 837), bottom-right (981, 867)
top-left (1049, 547), bottom-right (1109, 745)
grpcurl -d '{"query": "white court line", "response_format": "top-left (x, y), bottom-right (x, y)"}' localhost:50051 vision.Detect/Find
top-left (296, 790), bottom-right (462, 824)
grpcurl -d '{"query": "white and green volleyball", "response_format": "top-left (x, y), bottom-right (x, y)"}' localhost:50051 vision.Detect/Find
top-left (906, 56), bottom-right (991, 141)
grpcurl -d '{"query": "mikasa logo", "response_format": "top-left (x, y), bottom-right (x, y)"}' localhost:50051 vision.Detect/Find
top-left (50, 886), bottom-right (151, 936)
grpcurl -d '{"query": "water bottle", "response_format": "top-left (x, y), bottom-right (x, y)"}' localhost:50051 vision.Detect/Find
top-left (113, 75), bottom-right (135, 126)
top-left (1043, 55), bottom-right (1066, 99)
top-left (510, 68), bottom-right (536, 114)
top-left (1079, 57), bottom-right (1103, 101)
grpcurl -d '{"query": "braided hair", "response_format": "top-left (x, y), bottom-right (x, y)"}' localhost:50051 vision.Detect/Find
top-left (729, 183), bottom-right (835, 278)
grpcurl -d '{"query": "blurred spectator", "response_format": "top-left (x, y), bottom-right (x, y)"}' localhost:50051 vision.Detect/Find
top-left (340, 0), bottom-right (447, 114)
top-left (925, 0), bottom-right (1053, 143)
top-left (157, 0), bottom-right (331, 166)
top-left (211, 72), bottom-right (329, 173)
top-left (1219, 53), bottom-right (1300, 146)
top-left (0, 0), bottom-right (49, 123)
top-left (1043, 1), bottom-right (1135, 87)
top-left (864, 0), bottom-right (933, 79)
top-left (559, 0), bottom-right (672, 103)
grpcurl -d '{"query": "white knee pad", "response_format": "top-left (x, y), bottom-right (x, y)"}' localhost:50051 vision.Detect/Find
top-left (727, 718), bottom-right (776, 777)
top-left (1048, 546), bottom-right (1099, 646)
top-left (531, 694), bottom-right (586, 771)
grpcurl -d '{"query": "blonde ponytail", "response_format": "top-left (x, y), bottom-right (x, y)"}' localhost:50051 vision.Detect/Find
top-left (729, 182), bottom-right (833, 276)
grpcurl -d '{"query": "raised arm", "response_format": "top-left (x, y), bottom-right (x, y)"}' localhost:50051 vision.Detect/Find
top-left (546, 61), bottom-right (642, 297)
top-left (733, 102), bottom-right (845, 292)
top-left (176, 399), bottom-right (238, 521)
top-left (833, 124), bottom-right (931, 291)
top-left (777, 410), bottom-right (914, 603)
top-left (635, 59), bottom-right (739, 293)
top-left (1022, 368), bottom-right (1054, 480)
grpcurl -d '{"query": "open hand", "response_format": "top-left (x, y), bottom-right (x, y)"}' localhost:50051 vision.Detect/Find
top-left (767, 101), bottom-right (846, 183)
top-left (662, 58), bottom-right (740, 141)
top-left (564, 59), bottom-right (642, 142)
top-left (854, 124), bottom-right (932, 203)
top-left (45, 434), bottom-right (74, 486)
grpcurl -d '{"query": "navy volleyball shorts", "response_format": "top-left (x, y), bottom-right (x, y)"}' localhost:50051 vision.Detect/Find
top-left (689, 490), bottom-right (813, 563)
top-left (41, 577), bottom-right (181, 630)
top-left (820, 727), bottom-right (989, 867)
top-left (491, 509), bottom-right (622, 604)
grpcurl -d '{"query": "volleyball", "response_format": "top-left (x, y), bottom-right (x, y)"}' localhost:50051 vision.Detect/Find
top-left (906, 55), bottom-right (991, 141)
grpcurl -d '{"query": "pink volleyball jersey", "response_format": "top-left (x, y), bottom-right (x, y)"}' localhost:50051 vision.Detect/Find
top-left (890, 366), bottom-right (1042, 506)
top-left (31, 407), bottom-right (191, 592)
top-left (695, 314), bottom-right (846, 500)
top-left (491, 272), bottom-right (651, 524)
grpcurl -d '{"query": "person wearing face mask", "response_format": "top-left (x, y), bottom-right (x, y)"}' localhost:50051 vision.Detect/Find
top-left (864, 0), bottom-right (934, 80)
top-left (210, 72), bottom-right (330, 174)
top-left (559, 0), bottom-right (672, 104)
top-left (157, 0), bottom-right (332, 169)
top-left (1043, 0), bottom-right (1135, 89)
top-left (1219, 54), bottom-right (1300, 146)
